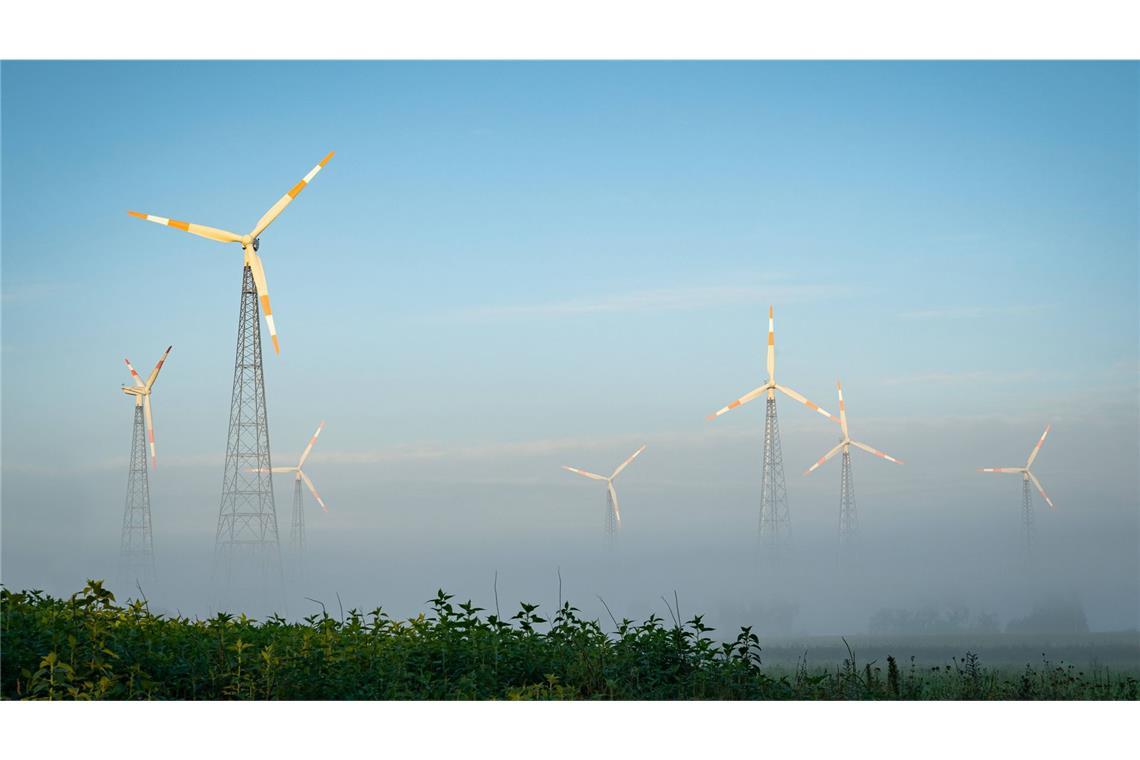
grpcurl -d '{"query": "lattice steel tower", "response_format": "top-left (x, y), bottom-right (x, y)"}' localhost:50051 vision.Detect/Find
top-left (1020, 477), bottom-right (1034, 554)
top-left (120, 404), bottom-right (156, 587)
top-left (838, 448), bottom-right (857, 544)
top-left (758, 394), bottom-right (791, 542)
top-left (213, 264), bottom-right (283, 609)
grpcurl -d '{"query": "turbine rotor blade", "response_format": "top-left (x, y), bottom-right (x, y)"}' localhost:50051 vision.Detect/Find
top-left (851, 440), bottom-right (903, 464)
top-left (145, 345), bottom-right (172, 390)
top-left (245, 467), bottom-right (295, 473)
top-left (804, 442), bottom-right (845, 475)
top-left (124, 357), bottom-right (146, 388)
top-left (298, 420), bottom-right (325, 468)
top-left (610, 444), bottom-right (647, 480)
top-left (246, 249), bottom-right (280, 354)
top-left (978, 467), bottom-right (1023, 474)
top-left (607, 482), bottom-right (622, 527)
top-left (707, 384), bottom-right (770, 420)
top-left (562, 465), bottom-right (607, 481)
top-left (249, 151), bottom-right (335, 240)
top-left (766, 305), bottom-right (775, 382)
top-left (127, 211), bottom-right (244, 244)
top-left (143, 394), bottom-right (156, 469)
top-left (1026, 424), bottom-right (1051, 468)
top-left (1027, 471), bottom-right (1055, 511)
top-left (776, 384), bottom-right (838, 422)
top-left (299, 470), bottom-right (327, 512)
top-left (836, 379), bottom-right (849, 438)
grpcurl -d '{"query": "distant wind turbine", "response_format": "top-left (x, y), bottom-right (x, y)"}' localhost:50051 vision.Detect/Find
top-left (979, 425), bottom-right (1055, 552)
top-left (803, 380), bottom-right (903, 543)
top-left (563, 445), bottom-right (647, 537)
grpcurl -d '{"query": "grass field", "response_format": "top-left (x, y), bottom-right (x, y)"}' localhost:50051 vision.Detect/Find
top-left (2, 582), bottom-right (1137, 700)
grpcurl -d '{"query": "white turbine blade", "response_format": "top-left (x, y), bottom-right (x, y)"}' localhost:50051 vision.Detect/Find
top-left (1025, 424), bottom-right (1051, 468)
top-left (766, 305), bottom-right (775, 382)
top-left (246, 249), bottom-right (280, 355)
top-left (124, 357), bottom-right (146, 388)
top-left (128, 211), bottom-right (244, 244)
top-left (804, 442), bottom-right (845, 475)
top-left (706, 384), bottom-right (769, 420)
top-left (296, 421), bottom-right (328, 469)
top-left (836, 379), bottom-right (849, 438)
top-left (776, 384), bottom-right (839, 423)
top-left (607, 481), bottom-right (622, 527)
top-left (1027, 471), bottom-right (1055, 511)
top-left (300, 470), bottom-right (327, 513)
top-left (562, 465), bottom-right (607, 481)
top-left (610, 444), bottom-right (647, 480)
top-left (978, 467), bottom-right (1023, 474)
top-left (851, 440), bottom-right (903, 464)
top-left (249, 151), bottom-right (335, 240)
top-left (143, 394), bottom-right (156, 469)
top-left (144, 345), bottom-right (172, 390)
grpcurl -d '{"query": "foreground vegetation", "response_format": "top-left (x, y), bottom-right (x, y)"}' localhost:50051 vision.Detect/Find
top-left (2, 582), bottom-right (1136, 700)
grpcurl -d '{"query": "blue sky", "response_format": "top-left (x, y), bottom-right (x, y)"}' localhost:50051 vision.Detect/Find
top-left (2, 62), bottom-right (1137, 627)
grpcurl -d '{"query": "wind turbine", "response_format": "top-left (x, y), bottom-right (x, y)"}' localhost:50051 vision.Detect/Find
top-left (127, 150), bottom-right (333, 355)
top-left (250, 421), bottom-right (327, 558)
top-left (121, 346), bottom-right (172, 469)
top-left (563, 445), bottom-right (647, 537)
top-left (978, 425), bottom-right (1055, 552)
top-left (706, 305), bottom-right (837, 542)
top-left (803, 380), bottom-right (903, 543)
top-left (119, 346), bottom-right (171, 587)
top-left (128, 151), bottom-right (334, 611)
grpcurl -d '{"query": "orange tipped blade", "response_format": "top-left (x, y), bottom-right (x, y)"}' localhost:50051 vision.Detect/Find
top-left (145, 345), bottom-right (172, 390)
top-left (297, 421), bottom-right (325, 468)
top-left (1026, 424), bottom-right (1051, 468)
top-left (766, 305), bottom-right (775, 381)
top-left (607, 482), bottom-right (622, 527)
top-left (775, 384), bottom-right (838, 423)
top-left (610, 444), bottom-right (646, 479)
top-left (562, 465), bottom-right (607, 481)
top-left (1027, 471), bottom-right (1055, 511)
top-left (300, 470), bottom-right (327, 512)
top-left (707, 384), bottom-right (769, 420)
top-left (124, 357), bottom-right (145, 388)
top-left (851, 440), bottom-right (902, 464)
top-left (836, 379), bottom-right (849, 438)
top-left (246, 251), bottom-right (279, 355)
top-left (143, 394), bottom-right (156, 469)
top-left (249, 151), bottom-right (335, 240)
top-left (804, 442), bottom-right (844, 475)
top-left (128, 211), bottom-right (243, 244)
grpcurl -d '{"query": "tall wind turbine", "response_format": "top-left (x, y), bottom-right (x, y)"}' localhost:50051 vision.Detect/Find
top-left (979, 425), bottom-right (1055, 552)
top-left (128, 151), bottom-right (334, 610)
top-left (250, 421), bottom-right (327, 575)
top-left (803, 380), bottom-right (903, 544)
top-left (707, 306), bottom-right (836, 544)
top-left (119, 346), bottom-right (171, 588)
top-left (563, 445), bottom-right (647, 537)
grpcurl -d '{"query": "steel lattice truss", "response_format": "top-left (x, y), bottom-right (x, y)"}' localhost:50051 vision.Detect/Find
top-left (758, 394), bottom-right (790, 543)
top-left (120, 405), bottom-right (156, 587)
top-left (839, 448), bottom-right (857, 544)
top-left (213, 265), bottom-right (282, 604)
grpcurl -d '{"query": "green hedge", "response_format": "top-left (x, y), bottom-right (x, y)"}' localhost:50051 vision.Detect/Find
top-left (2, 582), bottom-right (1135, 700)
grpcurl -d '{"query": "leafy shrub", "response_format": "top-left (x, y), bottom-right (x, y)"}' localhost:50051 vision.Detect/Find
top-left (2, 582), bottom-right (1135, 700)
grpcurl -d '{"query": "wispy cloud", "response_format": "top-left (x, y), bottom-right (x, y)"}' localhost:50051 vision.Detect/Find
top-left (899, 305), bottom-right (1045, 320)
top-left (462, 283), bottom-right (851, 320)
top-left (883, 369), bottom-right (1041, 386)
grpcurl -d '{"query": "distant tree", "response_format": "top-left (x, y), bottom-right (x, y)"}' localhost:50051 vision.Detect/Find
top-left (1005, 596), bottom-right (1089, 634)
